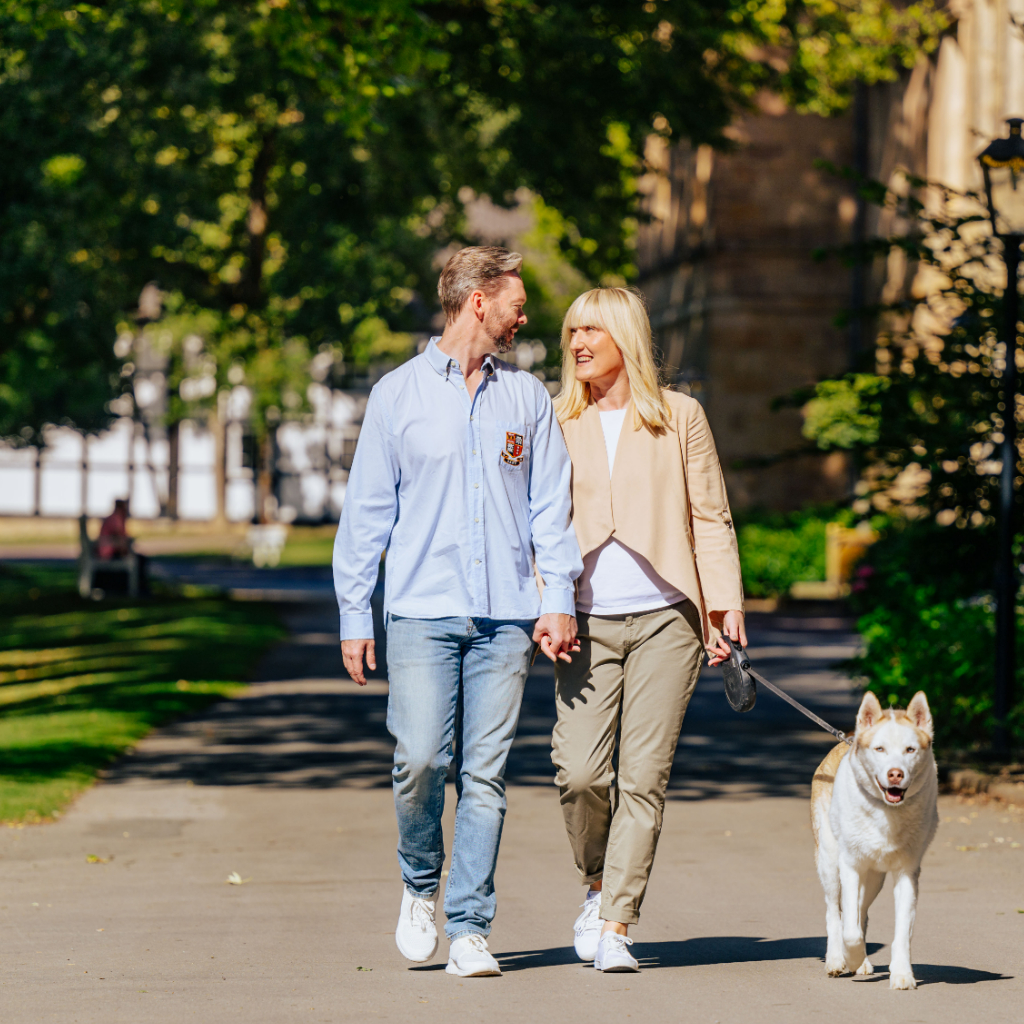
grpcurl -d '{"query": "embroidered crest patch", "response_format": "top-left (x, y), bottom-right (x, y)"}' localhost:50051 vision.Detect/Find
top-left (501, 431), bottom-right (525, 466)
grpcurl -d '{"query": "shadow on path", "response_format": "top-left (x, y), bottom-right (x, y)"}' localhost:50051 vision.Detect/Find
top-left (490, 943), bottom-right (1010, 983)
top-left (106, 591), bottom-right (865, 800)
top-left (493, 936), bottom-right (884, 971)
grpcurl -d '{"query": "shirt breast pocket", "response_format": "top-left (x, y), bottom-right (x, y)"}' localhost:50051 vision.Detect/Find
top-left (494, 421), bottom-right (530, 472)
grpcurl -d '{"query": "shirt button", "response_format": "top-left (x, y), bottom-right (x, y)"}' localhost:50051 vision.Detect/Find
top-left (472, 449), bottom-right (477, 454)
top-left (475, 559), bottom-right (481, 565)
top-left (474, 483), bottom-right (479, 489)
top-left (474, 518), bottom-right (479, 523)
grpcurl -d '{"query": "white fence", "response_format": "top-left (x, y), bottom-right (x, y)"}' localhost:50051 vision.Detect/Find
top-left (0, 389), bottom-right (368, 523)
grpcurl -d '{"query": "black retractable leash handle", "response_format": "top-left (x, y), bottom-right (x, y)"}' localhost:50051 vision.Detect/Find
top-left (719, 635), bottom-right (850, 744)
top-left (720, 635), bottom-right (757, 713)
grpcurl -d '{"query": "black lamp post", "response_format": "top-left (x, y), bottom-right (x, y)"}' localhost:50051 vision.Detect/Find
top-left (979, 117), bottom-right (1024, 755)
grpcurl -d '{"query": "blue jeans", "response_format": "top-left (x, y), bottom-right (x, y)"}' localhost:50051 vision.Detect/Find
top-left (385, 615), bottom-right (534, 940)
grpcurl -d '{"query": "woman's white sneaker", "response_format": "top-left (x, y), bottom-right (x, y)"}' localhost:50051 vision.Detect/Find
top-left (594, 932), bottom-right (639, 972)
top-left (395, 888), bottom-right (438, 963)
top-left (573, 892), bottom-right (603, 961)
top-left (446, 934), bottom-right (502, 977)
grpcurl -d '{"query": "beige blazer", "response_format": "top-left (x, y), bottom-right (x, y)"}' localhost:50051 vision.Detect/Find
top-left (559, 390), bottom-right (744, 645)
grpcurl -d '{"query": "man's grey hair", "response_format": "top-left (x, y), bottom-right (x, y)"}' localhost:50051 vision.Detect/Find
top-left (438, 246), bottom-right (523, 324)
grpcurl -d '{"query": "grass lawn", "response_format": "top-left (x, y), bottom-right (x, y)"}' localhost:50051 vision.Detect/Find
top-left (0, 563), bottom-right (285, 823)
top-left (277, 526), bottom-right (335, 566)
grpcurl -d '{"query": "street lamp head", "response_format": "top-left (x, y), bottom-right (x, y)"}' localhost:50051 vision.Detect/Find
top-left (979, 117), bottom-right (1024, 239)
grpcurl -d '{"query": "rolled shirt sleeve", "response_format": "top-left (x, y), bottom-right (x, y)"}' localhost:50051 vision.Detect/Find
top-left (528, 386), bottom-right (584, 616)
top-left (333, 388), bottom-right (399, 640)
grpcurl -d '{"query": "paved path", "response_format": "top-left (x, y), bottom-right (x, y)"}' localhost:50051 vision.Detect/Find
top-left (1, 600), bottom-right (1021, 1023)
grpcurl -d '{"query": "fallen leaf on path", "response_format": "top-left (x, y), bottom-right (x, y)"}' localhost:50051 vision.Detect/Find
top-left (225, 872), bottom-right (251, 885)
top-left (956, 845), bottom-right (977, 851)
top-left (86, 855), bottom-right (109, 864)
top-left (356, 966), bottom-right (372, 972)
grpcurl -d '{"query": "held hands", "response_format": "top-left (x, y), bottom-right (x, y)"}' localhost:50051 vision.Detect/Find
top-left (343, 615), bottom-right (580, 681)
top-left (341, 638), bottom-right (376, 686)
top-left (706, 610), bottom-right (747, 667)
top-left (533, 612), bottom-right (580, 664)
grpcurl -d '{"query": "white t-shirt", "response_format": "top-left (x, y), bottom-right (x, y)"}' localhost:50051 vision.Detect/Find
top-left (575, 407), bottom-right (687, 616)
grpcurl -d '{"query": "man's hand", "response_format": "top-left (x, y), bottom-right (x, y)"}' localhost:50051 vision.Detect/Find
top-left (533, 613), bottom-right (580, 664)
top-left (341, 638), bottom-right (376, 686)
top-left (707, 610), bottom-right (747, 666)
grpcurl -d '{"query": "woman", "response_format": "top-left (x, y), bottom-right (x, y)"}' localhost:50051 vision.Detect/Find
top-left (551, 287), bottom-right (745, 973)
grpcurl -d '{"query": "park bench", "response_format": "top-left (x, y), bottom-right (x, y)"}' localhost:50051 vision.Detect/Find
top-left (77, 514), bottom-right (142, 599)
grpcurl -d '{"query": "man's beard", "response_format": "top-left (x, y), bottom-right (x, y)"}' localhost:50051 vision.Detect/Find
top-left (484, 307), bottom-right (517, 353)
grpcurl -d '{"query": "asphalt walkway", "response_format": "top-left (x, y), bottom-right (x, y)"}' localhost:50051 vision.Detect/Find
top-left (1, 597), bottom-right (1021, 1023)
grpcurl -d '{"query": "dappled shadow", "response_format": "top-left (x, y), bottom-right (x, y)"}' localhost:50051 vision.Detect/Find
top-left (105, 607), bottom-right (865, 796)
top-left (0, 592), bottom-right (283, 800)
top-left (508, 660), bottom-right (859, 798)
top-left (105, 685), bottom-right (397, 788)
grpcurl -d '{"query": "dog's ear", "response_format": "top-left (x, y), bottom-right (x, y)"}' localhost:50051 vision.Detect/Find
top-left (856, 691), bottom-right (884, 734)
top-left (906, 691), bottom-right (934, 741)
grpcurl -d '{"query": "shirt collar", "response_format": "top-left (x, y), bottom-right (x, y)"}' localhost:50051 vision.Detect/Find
top-left (425, 337), bottom-right (497, 379)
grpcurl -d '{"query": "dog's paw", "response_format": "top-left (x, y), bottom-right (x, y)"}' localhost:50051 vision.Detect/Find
top-left (825, 957), bottom-right (846, 977)
top-left (889, 971), bottom-right (917, 991)
top-left (855, 959), bottom-right (875, 976)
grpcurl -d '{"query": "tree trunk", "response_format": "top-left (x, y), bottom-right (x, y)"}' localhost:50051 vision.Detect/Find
top-left (255, 431), bottom-right (276, 524)
top-left (167, 420), bottom-right (180, 521)
top-left (239, 131), bottom-right (276, 309)
top-left (211, 402), bottom-right (227, 527)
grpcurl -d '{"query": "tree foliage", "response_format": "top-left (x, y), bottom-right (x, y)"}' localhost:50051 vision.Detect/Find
top-left (802, 174), bottom-right (1019, 532)
top-left (804, 174), bottom-right (1024, 750)
top-left (0, 0), bottom-right (946, 441)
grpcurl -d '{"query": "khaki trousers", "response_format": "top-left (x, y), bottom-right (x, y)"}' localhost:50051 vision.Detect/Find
top-left (551, 601), bottom-right (704, 925)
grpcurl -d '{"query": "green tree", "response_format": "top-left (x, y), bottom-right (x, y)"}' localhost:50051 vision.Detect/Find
top-left (1, 0), bottom-right (947, 446)
top-left (802, 173), bottom-right (1024, 749)
top-left (802, 173), bottom-right (1015, 532)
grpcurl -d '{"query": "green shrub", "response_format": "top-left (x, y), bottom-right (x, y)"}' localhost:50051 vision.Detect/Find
top-left (736, 508), bottom-right (834, 598)
top-left (845, 519), bottom-right (1023, 751)
top-left (848, 592), bottom-right (1024, 750)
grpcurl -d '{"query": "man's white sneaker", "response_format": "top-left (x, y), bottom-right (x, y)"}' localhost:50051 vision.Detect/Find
top-left (594, 932), bottom-right (639, 973)
top-left (395, 888), bottom-right (438, 963)
top-left (573, 892), bottom-right (603, 961)
top-left (446, 934), bottom-right (502, 977)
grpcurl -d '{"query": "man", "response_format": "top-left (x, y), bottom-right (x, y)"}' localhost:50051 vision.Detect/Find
top-left (334, 246), bottom-right (582, 977)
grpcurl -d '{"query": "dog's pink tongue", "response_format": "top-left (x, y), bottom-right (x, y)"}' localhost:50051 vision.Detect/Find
top-left (885, 787), bottom-right (904, 803)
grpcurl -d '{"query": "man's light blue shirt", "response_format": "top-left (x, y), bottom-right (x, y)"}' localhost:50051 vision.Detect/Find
top-left (333, 338), bottom-right (583, 639)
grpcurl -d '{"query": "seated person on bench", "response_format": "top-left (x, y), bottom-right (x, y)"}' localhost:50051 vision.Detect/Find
top-left (79, 499), bottom-right (145, 598)
top-left (96, 499), bottom-right (131, 560)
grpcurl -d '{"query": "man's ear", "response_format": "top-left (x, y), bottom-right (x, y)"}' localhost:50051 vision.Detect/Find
top-left (470, 288), bottom-right (487, 320)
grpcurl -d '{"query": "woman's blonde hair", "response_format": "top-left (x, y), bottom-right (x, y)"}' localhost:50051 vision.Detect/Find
top-left (553, 287), bottom-right (671, 432)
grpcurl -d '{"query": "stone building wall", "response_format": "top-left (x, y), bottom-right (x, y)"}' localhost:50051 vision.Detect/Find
top-left (638, 0), bottom-right (1024, 510)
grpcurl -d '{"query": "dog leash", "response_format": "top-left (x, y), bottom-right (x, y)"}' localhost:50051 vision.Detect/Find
top-left (721, 636), bottom-right (852, 745)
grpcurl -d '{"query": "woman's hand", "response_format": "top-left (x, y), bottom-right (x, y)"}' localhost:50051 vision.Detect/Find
top-left (706, 610), bottom-right (747, 666)
top-left (533, 613), bottom-right (581, 663)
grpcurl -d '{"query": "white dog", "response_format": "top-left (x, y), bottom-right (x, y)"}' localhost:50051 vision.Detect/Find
top-left (811, 690), bottom-right (938, 990)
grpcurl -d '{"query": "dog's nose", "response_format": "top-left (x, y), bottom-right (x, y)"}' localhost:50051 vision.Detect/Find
top-left (887, 768), bottom-right (904, 786)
